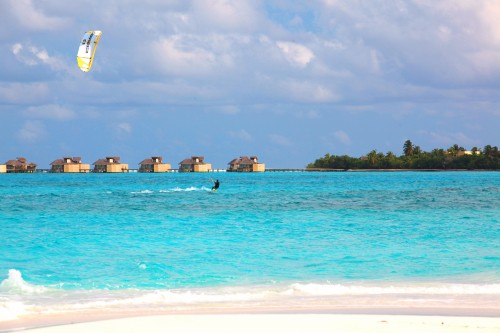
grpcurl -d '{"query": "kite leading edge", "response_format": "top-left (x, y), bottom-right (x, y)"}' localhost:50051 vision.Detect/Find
top-left (77, 30), bottom-right (102, 72)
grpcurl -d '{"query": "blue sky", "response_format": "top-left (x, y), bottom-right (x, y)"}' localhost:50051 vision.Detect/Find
top-left (1, 0), bottom-right (499, 168)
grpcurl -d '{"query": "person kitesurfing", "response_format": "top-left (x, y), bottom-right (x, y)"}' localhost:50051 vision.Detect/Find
top-left (211, 178), bottom-right (220, 192)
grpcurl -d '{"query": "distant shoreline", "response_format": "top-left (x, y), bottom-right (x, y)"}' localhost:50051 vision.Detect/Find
top-left (301, 168), bottom-right (499, 172)
top-left (278, 168), bottom-right (499, 172)
top-left (1, 168), bottom-right (498, 174)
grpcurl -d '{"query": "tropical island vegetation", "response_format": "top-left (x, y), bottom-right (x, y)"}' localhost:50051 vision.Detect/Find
top-left (307, 140), bottom-right (500, 170)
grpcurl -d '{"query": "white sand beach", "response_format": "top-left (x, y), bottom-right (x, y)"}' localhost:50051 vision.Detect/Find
top-left (10, 313), bottom-right (500, 333)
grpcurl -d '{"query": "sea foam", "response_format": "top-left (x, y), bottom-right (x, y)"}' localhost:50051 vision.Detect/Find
top-left (130, 187), bottom-right (212, 194)
top-left (1, 277), bottom-right (499, 319)
top-left (130, 190), bottom-right (154, 194)
top-left (160, 186), bottom-right (211, 192)
top-left (0, 269), bottom-right (47, 294)
top-left (0, 270), bottom-right (46, 320)
top-left (286, 282), bottom-right (500, 296)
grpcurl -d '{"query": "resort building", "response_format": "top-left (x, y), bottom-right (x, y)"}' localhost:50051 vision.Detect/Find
top-left (0, 164), bottom-right (6, 173)
top-left (179, 156), bottom-right (212, 172)
top-left (50, 157), bottom-right (90, 173)
top-left (456, 151), bottom-right (481, 157)
top-left (92, 156), bottom-right (129, 173)
top-left (138, 156), bottom-right (171, 173)
top-left (227, 156), bottom-right (265, 172)
top-left (4, 157), bottom-right (37, 173)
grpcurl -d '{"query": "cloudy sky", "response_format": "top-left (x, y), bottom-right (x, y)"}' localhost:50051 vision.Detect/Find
top-left (1, 0), bottom-right (499, 168)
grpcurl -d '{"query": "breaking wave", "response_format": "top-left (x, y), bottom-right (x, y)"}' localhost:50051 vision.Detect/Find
top-left (160, 186), bottom-right (211, 192)
top-left (0, 269), bottom-right (47, 295)
top-left (130, 187), bottom-right (212, 194)
top-left (2, 269), bottom-right (499, 320)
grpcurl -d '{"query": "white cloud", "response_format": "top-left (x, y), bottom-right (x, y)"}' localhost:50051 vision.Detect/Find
top-left (369, 49), bottom-right (382, 74)
top-left (205, 104), bottom-right (240, 116)
top-left (418, 130), bottom-right (477, 147)
top-left (334, 130), bottom-right (352, 145)
top-left (149, 35), bottom-right (217, 75)
top-left (322, 0), bottom-right (341, 7)
top-left (11, 43), bottom-right (35, 66)
top-left (23, 105), bottom-right (75, 121)
top-left (17, 120), bottom-right (46, 142)
top-left (192, 0), bottom-right (262, 32)
top-left (0, 83), bottom-right (49, 103)
top-left (480, 0), bottom-right (500, 43)
top-left (11, 42), bottom-right (68, 71)
top-left (276, 41), bottom-right (315, 67)
top-left (214, 105), bottom-right (240, 115)
top-left (116, 122), bottom-right (132, 134)
top-left (269, 134), bottom-right (291, 146)
top-left (290, 15), bottom-right (304, 27)
top-left (323, 40), bottom-right (346, 50)
top-left (316, 0), bottom-right (500, 85)
top-left (8, 0), bottom-right (70, 31)
top-left (279, 80), bottom-right (338, 103)
top-left (437, 25), bottom-right (452, 42)
top-left (295, 110), bottom-right (320, 119)
top-left (229, 129), bottom-right (253, 142)
top-left (11, 43), bottom-right (23, 56)
top-left (466, 50), bottom-right (500, 77)
top-left (116, 110), bottom-right (139, 118)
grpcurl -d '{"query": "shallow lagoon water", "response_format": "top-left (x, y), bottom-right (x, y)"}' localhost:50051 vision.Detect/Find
top-left (0, 171), bottom-right (499, 319)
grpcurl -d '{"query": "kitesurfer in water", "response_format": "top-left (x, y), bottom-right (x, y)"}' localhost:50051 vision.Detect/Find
top-left (212, 179), bottom-right (220, 191)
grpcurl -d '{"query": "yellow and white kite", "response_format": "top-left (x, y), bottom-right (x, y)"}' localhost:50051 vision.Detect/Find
top-left (77, 30), bottom-right (102, 72)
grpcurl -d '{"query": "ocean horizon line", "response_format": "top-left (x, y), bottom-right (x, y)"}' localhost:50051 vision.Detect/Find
top-left (2, 168), bottom-right (499, 174)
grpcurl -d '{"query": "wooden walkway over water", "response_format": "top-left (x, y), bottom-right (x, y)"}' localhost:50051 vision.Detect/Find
top-left (266, 168), bottom-right (345, 172)
top-left (23, 168), bottom-right (465, 174)
top-left (33, 168), bottom-right (346, 173)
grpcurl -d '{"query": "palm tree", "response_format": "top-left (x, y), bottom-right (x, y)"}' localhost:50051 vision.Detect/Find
top-left (367, 150), bottom-right (378, 167)
top-left (447, 144), bottom-right (459, 157)
top-left (493, 146), bottom-right (499, 156)
top-left (431, 148), bottom-right (445, 156)
top-left (484, 145), bottom-right (492, 157)
top-left (403, 140), bottom-right (414, 156)
top-left (484, 145), bottom-right (499, 157)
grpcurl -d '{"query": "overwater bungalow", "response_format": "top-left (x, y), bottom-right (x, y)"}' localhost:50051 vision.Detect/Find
top-left (139, 156), bottom-right (171, 173)
top-left (227, 156), bottom-right (265, 172)
top-left (179, 156), bottom-right (212, 172)
top-left (4, 157), bottom-right (37, 173)
top-left (93, 156), bottom-right (129, 173)
top-left (0, 164), bottom-right (6, 173)
top-left (50, 157), bottom-right (90, 173)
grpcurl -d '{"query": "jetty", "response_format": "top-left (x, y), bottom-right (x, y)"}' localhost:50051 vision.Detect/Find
top-left (266, 168), bottom-right (345, 172)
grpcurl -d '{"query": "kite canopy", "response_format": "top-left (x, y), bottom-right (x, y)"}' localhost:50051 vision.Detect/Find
top-left (77, 30), bottom-right (102, 72)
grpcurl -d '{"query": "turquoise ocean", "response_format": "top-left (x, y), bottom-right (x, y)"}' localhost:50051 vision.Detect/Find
top-left (1, 171), bottom-right (499, 320)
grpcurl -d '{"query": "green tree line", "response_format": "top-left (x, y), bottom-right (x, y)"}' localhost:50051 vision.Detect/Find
top-left (307, 140), bottom-right (500, 170)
